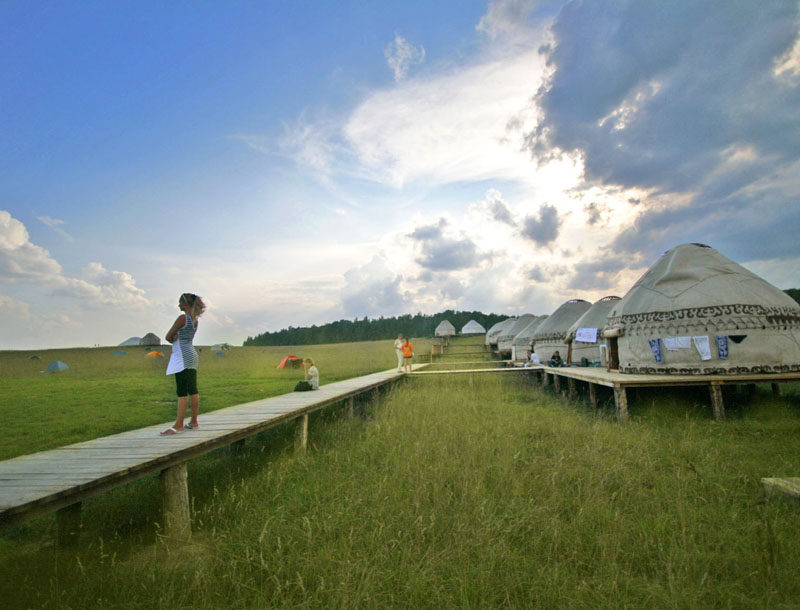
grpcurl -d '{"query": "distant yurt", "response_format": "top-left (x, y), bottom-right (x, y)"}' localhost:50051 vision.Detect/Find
top-left (277, 355), bottom-right (300, 369)
top-left (532, 299), bottom-right (592, 363)
top-left (565, 296), bottom-right (621, 365)
top-left (603, 243), bottom-right (800, 374)
top-left (46, 360), bottom-right (69, 373)
top-left (434, 320), bottom-right (456, 337)
top-left (211, 343), bottom-right (232, 351)
top-left (511, 315), bottom-right (548, 361)
top-left (113, 349), bottom-right (127, 355)
top-left (486, 318), bottom-right (516, 350)
top-left (119, 336), bottom-right (141, 346)
top-left (145, 351), bottom-right (164, 358)
top-left (139, 333), bottom-right (161, 346)
top-left (497, 314), bottom-right (537, 356)
top-left (461, 320), bottom-right (486, 335)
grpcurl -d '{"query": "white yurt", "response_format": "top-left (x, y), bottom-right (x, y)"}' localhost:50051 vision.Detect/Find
top-left (118, 336), bottom-right (141, 346)
top-left (565, 296), bottom-right (621, 365)
top-left (461, 319), bottom-right (486, 335)
top-left (434, 320), bottom-right (456, 337)
top-left (139, 333), bottom-right (161, 346)
top-left (486, 318), bottom-right (515, 349)
top-left (532, 300), bottom-right (592, 363)
top-left (603, 243), bottom-right (800, 374)
top-left (512, 315), bottom-right (548, 361)
top-left (497, 314), bottom-right (537, 356)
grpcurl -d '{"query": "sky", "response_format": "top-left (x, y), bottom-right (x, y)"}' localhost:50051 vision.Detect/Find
top-left (1, 0), bottom-right (799, 350)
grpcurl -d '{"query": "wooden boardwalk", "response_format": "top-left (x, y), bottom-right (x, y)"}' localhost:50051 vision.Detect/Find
top-left (0, 366), bottom-right (418, 541)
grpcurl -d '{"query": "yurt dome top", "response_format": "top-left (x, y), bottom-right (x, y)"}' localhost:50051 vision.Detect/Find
top-left (461, 319), bottom-right (486, 334)
top-left (139, 333), bottom-right (161, 346)
top-left (604, 243), bottom-right (800, 336)
top-left (566, 296), bottom-right (621, 342)
top-left (434, 320), bottom-right (456, 336)
top-left (532, 300), bottom-right (592, 343)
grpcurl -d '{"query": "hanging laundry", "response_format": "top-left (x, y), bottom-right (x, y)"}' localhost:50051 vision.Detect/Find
top-left (692, 335), bottom-right (712, 361)
top-left (715, 335), bottom-right (729, 359)
top-left (648, 338), bottom-right (664, 363)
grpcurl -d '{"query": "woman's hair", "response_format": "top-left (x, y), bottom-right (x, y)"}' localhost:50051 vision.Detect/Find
top-left (304, 357), bottom-right (314, 365)
top-left (180, 293), bottom-right (206, 318)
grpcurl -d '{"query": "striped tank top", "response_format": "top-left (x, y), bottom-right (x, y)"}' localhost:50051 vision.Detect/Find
top-left (166, 313), bottom-right (198, 375)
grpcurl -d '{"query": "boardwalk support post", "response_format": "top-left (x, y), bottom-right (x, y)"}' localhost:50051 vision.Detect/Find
top-left (296, 413), bottom-right (309, 452)
top-left (56, 501), bottom-right (82, 547)
top-left (543, 372), bottom-right (551, 387)
top-left (710, 383), bottom-right (725, 421)
top-left (613, 385), bottom-right (629, 423)
top-left (553, 374), bottom-right (561, 394)
top-left (588, 383), bottom-right (598, 410)
top-left (567, 377), bottom-right (577, 400)
top-left (230, 439), bottom-right (246, 454)
top-left (772, 383), bottom-right (782, 397)
top-left (346, 397), bottom-right (355, 418)
top-left (160, 463), bottom-right (191, 541)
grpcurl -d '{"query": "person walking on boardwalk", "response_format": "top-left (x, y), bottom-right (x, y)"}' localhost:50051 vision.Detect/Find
top-left (402, 337), bottom-right (414, 373)
top-left (161, 293), bottom-right (206, 435)
top-left (394, 334), bottom-right (404, 372)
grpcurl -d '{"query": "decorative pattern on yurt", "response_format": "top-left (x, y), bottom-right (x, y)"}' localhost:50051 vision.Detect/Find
top-left (565, 296), bottom-right (620, 365)
top-left (532, 300), bottom-right (591, 363)
top-left (603, 243), bottom-right (800, 374)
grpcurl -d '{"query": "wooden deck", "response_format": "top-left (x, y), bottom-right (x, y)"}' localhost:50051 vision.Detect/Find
top-left (0, 366), bottom-right (419, 541)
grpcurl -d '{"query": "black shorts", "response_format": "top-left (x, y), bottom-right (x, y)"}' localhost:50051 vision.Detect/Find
top-left (175, 368), bottom-right (198, 397)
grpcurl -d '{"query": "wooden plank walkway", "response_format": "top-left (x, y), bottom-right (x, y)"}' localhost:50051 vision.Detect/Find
top-left (0, 365), bottom-right (420, 539)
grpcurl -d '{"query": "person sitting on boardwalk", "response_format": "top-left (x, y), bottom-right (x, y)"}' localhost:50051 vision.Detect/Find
top-left (548, 350), bottom-right (564, 367)
top-left (402, 338), bottom-right (414, 373)
top-left (161, 293), bottom-right (206, 435)
top-left (304, 358), bottom-right (319, 390)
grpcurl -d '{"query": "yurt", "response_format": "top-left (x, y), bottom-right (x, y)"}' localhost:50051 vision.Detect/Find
top-left (511, 315), bottom-right (548, 361)
top-left (434, 320), bottom-right (456, 337)
top-left (139, 333), bottom-right (161, 346)
top-left (532, 299), bottom-right (592, 363)
top-left (46, 360), bottom-right (69, 373)
top-left (119, 336), bottom-right (141, 346)
top-left (485, 318), bottom-right (515, 349)
top-left (603, 243), bottom-right (800, 374)
top-left (497, 314), bottom-right (537, 356)
top-left (211, 343), bottom-right (232, 351)
top-left (461, 319), bottom-right (486, 335)
top-left (565, 296), bottom-right (621, 365)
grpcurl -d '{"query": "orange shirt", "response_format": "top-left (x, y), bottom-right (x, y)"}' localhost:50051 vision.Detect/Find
top-left (402, 341), bottom-right (414, 358)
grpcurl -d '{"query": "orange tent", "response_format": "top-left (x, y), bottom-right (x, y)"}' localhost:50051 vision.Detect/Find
top-left (276, 355), bottom-right (300, 369)
top-left (146, 351), bottom-right (164, 358)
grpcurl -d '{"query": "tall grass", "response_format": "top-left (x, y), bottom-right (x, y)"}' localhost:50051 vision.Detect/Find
top-left (2, 372), bottom-right (800, 608)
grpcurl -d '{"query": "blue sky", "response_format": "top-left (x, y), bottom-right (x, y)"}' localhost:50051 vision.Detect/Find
top-left (2, 0), bottom-right (799, 349)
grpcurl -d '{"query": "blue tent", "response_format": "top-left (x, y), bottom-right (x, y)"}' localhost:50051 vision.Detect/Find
top-left (113, 350), bottom-right (127, 355)
top-left (30, 355), bottom-right (40, 360)
top-left (46, 360), bottom-right (69, 373)
top-left (214, 351), bottom-right (226, 357)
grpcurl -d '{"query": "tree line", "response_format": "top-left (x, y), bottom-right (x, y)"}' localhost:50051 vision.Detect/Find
top-left (243, 310), bottom-right (509, 346)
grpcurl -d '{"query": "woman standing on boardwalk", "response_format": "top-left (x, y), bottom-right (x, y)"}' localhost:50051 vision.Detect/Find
top-left (161, 293), bottom-right (206, 435)
top-left (402, 337), bottom-right (414, 373)
top-left (394, 335), bottom-right (404, 372)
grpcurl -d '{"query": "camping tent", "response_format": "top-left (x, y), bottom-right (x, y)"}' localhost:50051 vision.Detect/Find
top-left (497, 314), bottom-right (537, 356)
top-left (461, 320), bottom-right (486, 335)
top-left (511, 315), bottom-right (548, 361)
top-left (565, 296), bottom-right (621, 365)
top-left (485, 318), bottom-right (514, 348)
top-left (532, 299), bottom-right (592, 363)
top-left (145, 351), bottom-right (164, 358)
top-left (214, 352), bottom-right (226, 357)
top-left (113, 350), bottom-right (127, 355)
top-left (46, 360), bottom-right (69, 373)
top-left (139, 333), bottom-right (161, 346)
top-left (434, 320), bottom-right (456, 337)
top-left (277, 355), bottom-right (300, 369)
top-left (603, 243), bottom-right (800, 374)
top-left (30, 355), bottom-right (40, 360)
top-left (119, 336), bottom-right (141, 346)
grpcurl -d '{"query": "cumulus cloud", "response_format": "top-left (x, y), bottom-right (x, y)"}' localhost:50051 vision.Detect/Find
top-left (0, 210), bottom-right (63, 281)
top-left (520, 203), bottom-right (562, 246)
top-left (477, 0), bottom-right (540, 41)
top-left (385, 34), bottom-right (426, 82)
top-left (567, 256), bottom-right (628, 291)
top-left (583, 201), bottom-right (607, 226)
top-left (526, 263), bottom-right (567, 283)
top-left (409, 218), bottom-right (484, 271)
top-left (341, 254), bottom-right (410, 318)
top-left (529, 1), bottom-right (800, 263)
top-left (481, 188), bottom-right (517, 226)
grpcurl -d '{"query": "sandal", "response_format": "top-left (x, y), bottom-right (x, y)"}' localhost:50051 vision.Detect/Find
top-left (160, 426), bottom-right (181, 436)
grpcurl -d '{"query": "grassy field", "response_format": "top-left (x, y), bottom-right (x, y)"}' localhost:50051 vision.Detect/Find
top-left (2, 338), bottom-right (800, 607)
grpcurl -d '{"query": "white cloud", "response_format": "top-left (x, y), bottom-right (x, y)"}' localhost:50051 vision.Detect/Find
top-left (37, 215), bottom-right (74, 242)
top-left (0, 210), bottom-right (63, 281)
top-left (384, 34), bottom-right (426, 82)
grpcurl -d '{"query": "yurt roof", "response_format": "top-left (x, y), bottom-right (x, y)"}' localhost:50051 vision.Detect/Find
top-left (605, 243), bottom-right (800, 335)
top-left (461, 319), bottom-right (486, 334)
top-left (566, 296), bottom-right (621, 341)
top-left (498, 314), bottom-right (537, 342)
top-left (513, 315), bottom-right (549, 346)
top-left (139, 333), bottom-right (161, 346)
top-left (532, 299), bottom-right (592, 342)
top-left (434, 320), bottom-right (456, 336)
top-left (119, 336), bottom-right (141, 346)
top-left (486, 318), bottom-right (515, 343)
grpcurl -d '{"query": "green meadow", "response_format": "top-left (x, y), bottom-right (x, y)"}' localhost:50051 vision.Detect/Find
top-left (2, 339), bottom-right (800, 608)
